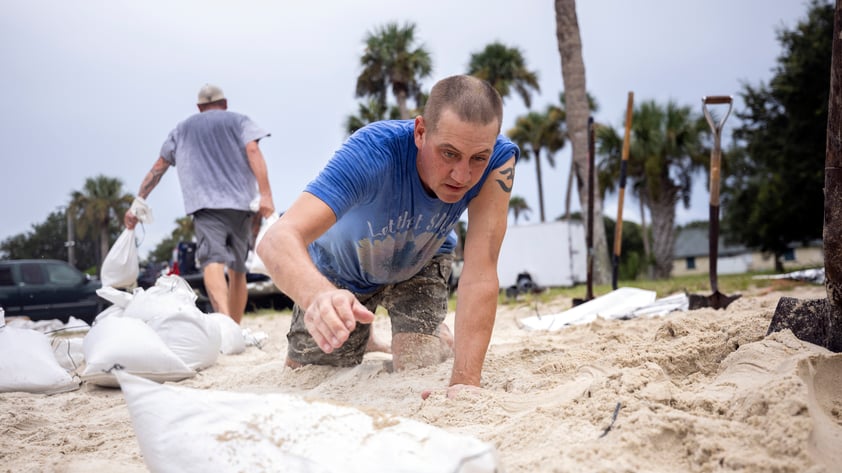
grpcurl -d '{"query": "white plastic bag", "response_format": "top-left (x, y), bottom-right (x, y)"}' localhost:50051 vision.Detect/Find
top-left (248, 213), bottom-right (279, 276)
top-left (129, 196), bottom-right (154, 224)
top-left (115, 370), bottom-right (499, 473)
top-left (100, 228), bottom-right (139, 289)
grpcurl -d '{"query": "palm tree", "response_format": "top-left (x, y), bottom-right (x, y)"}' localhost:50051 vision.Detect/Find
top-left (69, 175), bottom-right (134, 271)
top-left (355, 22), bottom-right (432, 120)
top-left (346, 98), bottom-right (385, 136)
top-left (467, 42), bottom-right (540, 108)
top-left (559, 91), bottom-right (599, 219)
top-left (507, 105), bottom-right (565, 222)
top-left (508, 196), bottom-right (532, 225)
top-left (555, 0), bottom-right (611, 285)
top-left (598, 100), bottom-right (708, 278)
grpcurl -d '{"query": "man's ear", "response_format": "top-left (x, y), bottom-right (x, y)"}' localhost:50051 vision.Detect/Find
top-left (414, 115), bottom-right (426, 148)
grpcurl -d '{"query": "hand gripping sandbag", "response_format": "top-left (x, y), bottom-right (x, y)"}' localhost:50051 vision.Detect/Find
top-left (101, 197), bottom-right (153, 289)
top-left (100, 228), bottom-right (139, 288)
top-left (114, 370), bottom-right (499, 473)
top-left (248, 213), bottom-right (279, 276)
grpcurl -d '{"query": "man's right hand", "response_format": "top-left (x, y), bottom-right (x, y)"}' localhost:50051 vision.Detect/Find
top-left (257, 193), bottom-right (275, 219)
top-left (304, 289), bottom-right (375, 353)
top-left (124, 210), bottom-right (138, 230)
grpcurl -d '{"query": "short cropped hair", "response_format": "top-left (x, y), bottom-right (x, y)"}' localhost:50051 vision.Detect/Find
top-left (423, 75), bottom-right (503, 134)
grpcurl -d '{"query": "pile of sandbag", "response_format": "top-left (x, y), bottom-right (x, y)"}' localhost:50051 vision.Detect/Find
top-left (0, 274), bottom-right (250, 394)
top-left (83, 275), bottom-right (244, 387)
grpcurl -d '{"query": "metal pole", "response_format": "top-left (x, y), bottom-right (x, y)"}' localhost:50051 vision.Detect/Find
top-left (586, 116), bottom-right (595, 301)
top-left (65, 206), bottom-right (76, 267)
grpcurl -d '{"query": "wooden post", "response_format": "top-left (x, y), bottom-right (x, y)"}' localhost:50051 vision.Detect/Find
top-left (824, 0), bottom-right (842, 351)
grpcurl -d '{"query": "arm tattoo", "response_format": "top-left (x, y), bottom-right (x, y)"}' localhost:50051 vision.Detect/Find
top-left (495, 165), bottom-right (515, 193)
top-left (139, 164), bottom-right (167, 197)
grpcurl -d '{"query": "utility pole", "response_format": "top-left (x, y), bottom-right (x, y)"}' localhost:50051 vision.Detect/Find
top-left (65, 206), bottom-right (76, 267)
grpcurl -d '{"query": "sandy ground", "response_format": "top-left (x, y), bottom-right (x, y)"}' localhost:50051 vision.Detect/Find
top-left (1, 283), bottom-right (841, 473)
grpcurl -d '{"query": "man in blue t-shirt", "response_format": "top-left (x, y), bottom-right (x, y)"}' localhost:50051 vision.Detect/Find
top-left (125, 84), bottom-right (275, 324)
top-left (258, 75), bottom-right (518, 399)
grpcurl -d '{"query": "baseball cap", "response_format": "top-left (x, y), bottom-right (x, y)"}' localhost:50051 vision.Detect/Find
top-left (197, 84), bottom-right (225, 105)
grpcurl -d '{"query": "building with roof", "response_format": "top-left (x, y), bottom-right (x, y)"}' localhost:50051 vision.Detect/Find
top-left (671, 226), bottom-right (824, 277)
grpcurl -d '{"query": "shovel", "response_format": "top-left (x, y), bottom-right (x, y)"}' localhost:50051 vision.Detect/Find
top-left (688, 96), bottom-right (741, 310)
top-left (612, 91), bottom-right (634, 291)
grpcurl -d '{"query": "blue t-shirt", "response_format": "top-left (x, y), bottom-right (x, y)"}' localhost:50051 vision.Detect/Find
top-left (160, 110), bottom-right (269, 215)
top-left (305, 120), bottom-right (519, 293)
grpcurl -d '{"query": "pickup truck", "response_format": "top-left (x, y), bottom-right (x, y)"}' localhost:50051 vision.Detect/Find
top-left (0, 259), bottom-right (106, 324)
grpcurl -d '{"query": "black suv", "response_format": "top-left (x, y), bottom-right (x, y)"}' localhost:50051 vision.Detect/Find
top-left (0, 259), bottom-right (106, 324)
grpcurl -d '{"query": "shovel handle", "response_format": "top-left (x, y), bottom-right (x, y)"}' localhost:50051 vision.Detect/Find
top-left (702, 96), bottom-right (733, 206)
top-left (702, 95), bottom-right (732, 105)
top-left (614, 93), bottom-right (633, 258)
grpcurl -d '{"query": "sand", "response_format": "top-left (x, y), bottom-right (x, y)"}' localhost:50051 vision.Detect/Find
top-left (1, 284), bottom-right (841, 473)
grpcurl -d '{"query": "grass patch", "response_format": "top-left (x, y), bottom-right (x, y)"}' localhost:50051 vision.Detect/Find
top-left (448, 267), bottom-right (822, 310)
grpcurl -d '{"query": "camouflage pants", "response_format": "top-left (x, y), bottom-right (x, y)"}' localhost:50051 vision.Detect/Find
top-left (287, 253), bottom-right (453, 367)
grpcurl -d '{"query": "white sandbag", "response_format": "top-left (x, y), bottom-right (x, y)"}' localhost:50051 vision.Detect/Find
top-left (96, 286), bottom-right (135, 309)
top-left (94, 304), bottom-right (124, 323)
top-left (209, 312), bottom-right (246, 355)
top-left (63, 316), bottom-right (92, 333)
top-left (100, 228), bottom-right (139, 289)
top-left (81, 316), bottom-right (194, 388)
top-left (149, 274), bottom-right (197, 301)
top-left (114, 370), bottom-right (498, 473)
top-left (519, 287), bottom-right (658, 331)
top-left (248, 213), bottom-right (279, 275)
top-left (122, 275), bottom-right (197, 322)
top-left (0, 326), bottom-right (80, 394)
top-left (101, 198), bottom-right (153, 289)
top-left (51, 336), bottom-right (85, 372)
top-left (147, 308), bottom-right (221, 370)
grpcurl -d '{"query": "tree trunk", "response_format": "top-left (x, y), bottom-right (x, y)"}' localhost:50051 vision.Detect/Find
top-left (564, 158), bottom-right (575, 218)
top-left (534, 148), bottom-right (546, 222)
top-left (825, 0), bottom-right (842, 351)
top-left (99, 224), bottom-right (110, 273)
top-left (555, 0), bottom-right (611, 285)
top-left (639, 193), bottom-right (653, 279)
top-left (396, 89), bottom-right (410, 120)
top-left (648, 187), bottom-right (679, 279)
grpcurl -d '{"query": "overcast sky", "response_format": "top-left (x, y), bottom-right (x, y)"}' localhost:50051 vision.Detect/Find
top-left (1, 0), bottom-right (809, 258)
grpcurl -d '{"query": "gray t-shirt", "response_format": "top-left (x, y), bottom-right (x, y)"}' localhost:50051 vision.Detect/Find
top-left (160, 109), bottom-right (269, 215)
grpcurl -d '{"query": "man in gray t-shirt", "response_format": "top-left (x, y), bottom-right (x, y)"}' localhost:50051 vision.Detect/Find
top-left (124, 84), bottom-right (275, 324)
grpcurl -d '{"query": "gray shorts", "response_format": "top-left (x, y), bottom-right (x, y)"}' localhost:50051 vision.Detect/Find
top-left (192, 209), bottom-right (254, 273)
top-left (287, 253), bottom-right (454, 367)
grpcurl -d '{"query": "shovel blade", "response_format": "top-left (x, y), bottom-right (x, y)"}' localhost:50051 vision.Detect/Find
top-left (688, 291), bottom-right (742, 310)
top-left (767, 297), bottom-right (830, 347)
